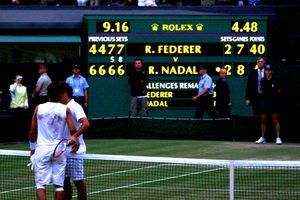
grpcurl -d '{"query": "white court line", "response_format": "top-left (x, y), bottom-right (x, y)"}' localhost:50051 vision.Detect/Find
top-left (234, 189), bottom-right (300, 195)
top-left (132, 186), bottom-right (229, 192)
top-left (130, 186), bottom-right (300, 195)
top-left (0, 186), bottom-right (35, 194)
top-left (85, 164), bottom-right (164, 180)
top-left (0, 164), bottom-right (161, 195)
top-left (86, 167), bottom-right (225, 196)
top-left (72, 163), bottom-right (167, 198)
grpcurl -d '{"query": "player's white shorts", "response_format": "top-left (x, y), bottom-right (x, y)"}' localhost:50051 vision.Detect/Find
top-left (34, 145), bottom-right (67, 188)
top-left (65, 158), bottom-right (84, 181)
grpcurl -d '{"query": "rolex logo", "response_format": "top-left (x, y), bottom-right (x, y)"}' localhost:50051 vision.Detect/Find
top-left (151, 23), bottom-right (159, 31)
top-left (196, 24), bottom-right (203, 31)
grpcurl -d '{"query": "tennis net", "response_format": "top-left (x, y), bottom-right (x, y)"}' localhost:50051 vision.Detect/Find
top-left (0, 149), bottom-right (300, 200)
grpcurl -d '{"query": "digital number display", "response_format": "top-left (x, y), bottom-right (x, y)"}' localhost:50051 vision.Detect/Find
top-left (96, 21), bottom-right (130, 33)
top-left (84, 16), bottom-right (268, 119)
top-left (231, 21), bottom-right (259, 33)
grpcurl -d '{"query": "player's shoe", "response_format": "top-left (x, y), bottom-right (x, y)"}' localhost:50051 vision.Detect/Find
top-left (255, 137), bottom-right (266, 144)
top-left (276, 137), bottom-right (282, 145)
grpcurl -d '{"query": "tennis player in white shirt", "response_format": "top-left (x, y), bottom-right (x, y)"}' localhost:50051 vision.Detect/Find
top-left (59, 82), bottom-right (90, 200)
top-left (29, 82), bottom-right (80, 200)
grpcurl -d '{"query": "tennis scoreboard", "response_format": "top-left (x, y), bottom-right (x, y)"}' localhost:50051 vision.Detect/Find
top-left (84, 15), bottom-right (267, 119)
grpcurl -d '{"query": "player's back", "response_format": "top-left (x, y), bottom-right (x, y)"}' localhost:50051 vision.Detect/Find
top-left (37, 102), bottom-right (68, 146)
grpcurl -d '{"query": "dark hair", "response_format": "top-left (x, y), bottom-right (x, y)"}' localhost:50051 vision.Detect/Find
top-left (39, 63), bottom-right (47, 68)
top-left (47, 81), bottom-right (73, 102)
top-left (256, 57), bottom-right (265, 62)
top-left (134, 58), bottom-right (143, 63)
top-left (47, 82), bottom-right (61, 102)
top-left (73, 64), bottom-right (80, 69)
top-left (58, 82), bottom-right (73, 98)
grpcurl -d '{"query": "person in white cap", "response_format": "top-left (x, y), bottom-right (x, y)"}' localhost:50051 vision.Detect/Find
top-left (9, 74), bottom-right (28, 110)
top-left (9, 74), bottom-right (29, 137)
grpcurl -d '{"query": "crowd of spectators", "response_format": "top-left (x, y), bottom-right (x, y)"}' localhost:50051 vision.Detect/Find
top-left (0, 0), bottom-right (298, 6)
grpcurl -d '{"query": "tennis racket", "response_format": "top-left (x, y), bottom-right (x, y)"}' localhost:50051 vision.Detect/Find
top-left (53, 138), bottom-right (70, 159)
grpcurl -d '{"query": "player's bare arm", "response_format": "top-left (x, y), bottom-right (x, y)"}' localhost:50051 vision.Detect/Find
top-left (29, 106), bottom-right (38, 155)
top-left (66, 107), bottom-right (77, 145)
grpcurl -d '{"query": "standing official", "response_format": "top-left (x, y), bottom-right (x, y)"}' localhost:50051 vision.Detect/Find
top-left (66, 64), bottom-right (89, 111)
top-left (32, 64), bottom-right (52, 106)
top-left (192, 66), bottom-right (216, 119)
top-left (255, 65), bottom-right (283, 144)
top-left (128, 58), bottom-right (149, 117)
top-left (215, 68), bottom-right (231, 118)
top-left (245, 57), bottom-right (265, 116)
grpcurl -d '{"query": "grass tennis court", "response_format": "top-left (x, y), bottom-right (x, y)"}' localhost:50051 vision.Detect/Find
top-left (1, 139), bottom-right (300, 199)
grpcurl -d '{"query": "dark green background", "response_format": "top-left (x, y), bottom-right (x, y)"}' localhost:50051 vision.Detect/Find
top-left (85, 16), bottom-right (267, 119)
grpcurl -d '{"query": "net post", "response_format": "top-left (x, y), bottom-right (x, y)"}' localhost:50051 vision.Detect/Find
top-left (229, 160), bottom-right (234, 200)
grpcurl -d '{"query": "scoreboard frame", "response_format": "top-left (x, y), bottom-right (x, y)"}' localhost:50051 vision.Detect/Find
top-left (84, 15), bottom-right (268, 119)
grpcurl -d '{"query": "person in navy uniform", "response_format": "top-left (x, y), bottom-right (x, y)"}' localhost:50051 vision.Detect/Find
top-left (255, 65), bottom-right (283, 144)
top-left (215, 67), bottom-right (231, 118)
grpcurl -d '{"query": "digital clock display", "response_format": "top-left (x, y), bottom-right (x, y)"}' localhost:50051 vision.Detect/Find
top-left (96, 21), bottom-right (130, 33)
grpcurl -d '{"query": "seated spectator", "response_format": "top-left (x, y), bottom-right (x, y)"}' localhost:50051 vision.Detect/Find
top-left (216, 0), bottom-right (233, 5)
top-left (249, 0), bottom-right (261, 5)
top-left (11, 0), bottom-right (40, 4)
top-left (58, 0), bottom-right (77, 5)
top-left (46, 0), bottom-right (58, 5)
top-left (169, 0), bottom-right (183, 6)
top-left (77, 0), bottom-right (88, 5)
top-left (0, 0), bottom-right (12, 4)
top-left (11, 0), bottom-right (20, 4)
top-left (90, 0), bottom-right (101, 5)
top-left (118, 0), bottom-right (137, 6)
top-left (138, 0), bottom-right (157, 6)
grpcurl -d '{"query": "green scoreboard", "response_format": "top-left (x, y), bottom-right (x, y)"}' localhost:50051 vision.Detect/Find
top-left (84, 15), bottom-right (267, 119)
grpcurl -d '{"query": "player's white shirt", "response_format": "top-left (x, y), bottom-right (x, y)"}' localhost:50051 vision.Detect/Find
top-left (64, 99), bottom-right (87, 156)
top-left (36, 102), bottom-right (68, 146)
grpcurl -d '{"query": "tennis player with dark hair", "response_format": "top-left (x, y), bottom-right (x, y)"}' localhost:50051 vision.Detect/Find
top-left (29, 82), bottom-right (80, 200)
top-left (58, 82), bottom-right (90, 200)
